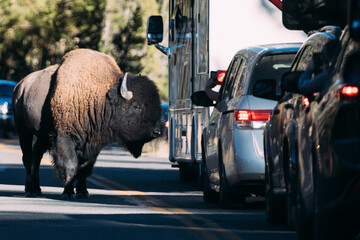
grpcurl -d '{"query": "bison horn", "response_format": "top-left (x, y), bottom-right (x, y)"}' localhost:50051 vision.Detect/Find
top-left (120, 72), bottom-right (133, 100)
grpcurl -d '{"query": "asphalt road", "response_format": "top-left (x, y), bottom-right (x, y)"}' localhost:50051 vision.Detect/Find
top-left (0, 138), bottom-right (296, 240)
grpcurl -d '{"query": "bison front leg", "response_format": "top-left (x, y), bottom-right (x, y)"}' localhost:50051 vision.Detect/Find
top-left (75, 161), bottom-right (95, 199)
top-left (53, 136), bottom-right (79, 200)
top-left (61, 156), bottom-right (78, 200)
top-left (61, 160), bottom-right (78, 199)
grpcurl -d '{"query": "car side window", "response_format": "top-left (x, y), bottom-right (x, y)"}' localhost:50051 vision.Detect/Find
top-left (232, 59), bottom-right (246, 97)
top-left (220, 56), bottom-right (241, 101)
top-left (335, 29), bottom-right (351, 75)
top-left (293, 45), bottom-right (313, 71)
top-left (290, 46), bottom-right (307, 71)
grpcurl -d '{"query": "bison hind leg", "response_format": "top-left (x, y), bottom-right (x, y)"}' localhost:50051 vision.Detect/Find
top-left (29, 138), bottom-right (49, 197)
top-left (17, 128), bottom-right (44, 197)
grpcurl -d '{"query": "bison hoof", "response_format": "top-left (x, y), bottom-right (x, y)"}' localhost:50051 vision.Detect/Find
top-left (61, 193), bottom-right (75, 200)
top-left (75, 192), bottom-right (90, 199)
top-left (34, 190), bottom-right (42, 197)
top-left (25, 190), bottom-right (42, 198)
top-left (25, 191), bottom-right (35, 198)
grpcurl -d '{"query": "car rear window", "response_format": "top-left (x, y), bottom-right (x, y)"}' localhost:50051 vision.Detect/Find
top-left (250, 53), bottom-right (295, 100)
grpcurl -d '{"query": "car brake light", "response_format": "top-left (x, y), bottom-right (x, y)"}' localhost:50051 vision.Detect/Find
top-left (303, 97), bottom-right (310, 106)
top-left (235, 110), bottom-right (271, 121)
top-left (340, 86), bottom-right (359, 98)
top-left (217, 70), bottom-right (226, 84)
top-left (235, 110), bottom-right (271, 129)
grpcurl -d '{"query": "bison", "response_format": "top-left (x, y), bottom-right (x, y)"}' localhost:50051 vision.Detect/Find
top-left (12, 49), bottom-right (163, 199)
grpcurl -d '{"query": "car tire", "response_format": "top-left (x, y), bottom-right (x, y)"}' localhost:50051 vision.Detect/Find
top-left (265, 167), bottom-right (286, 223)
top-left (285, 147), bottom-right (298, 230)
top-left (286, 181), bottom-right (297, 230)
top-left (219, 162), bottom-right (245, 209)
top-left (297, 175), bottom-right (313, 240)
top-left (202, 162), bottom-right (219, 203)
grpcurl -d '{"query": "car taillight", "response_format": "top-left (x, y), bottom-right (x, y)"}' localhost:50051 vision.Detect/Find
top-left (303, 97), bottom-right (310, 106)
top-left (217, 70), bottom-right (226, 84)
top-left (340, 86), bottom-right (359, 98)
top-left (234, 110), bottom-right (271, 129)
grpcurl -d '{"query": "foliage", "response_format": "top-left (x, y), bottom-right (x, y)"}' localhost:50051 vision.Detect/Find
top-left (0, 0), bottom-right (169, 100)
top-left (111, 6), bottom-right (145, 73)
top-left (0, 0), bottom-right (106, 80)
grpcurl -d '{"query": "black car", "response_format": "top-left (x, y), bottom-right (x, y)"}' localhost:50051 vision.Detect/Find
top-left (294, 26), bottom-right (360, 240)
top-left (0, 80), bottom-right (17, 138)
top-left (263, 26), bottom-right (342, 228)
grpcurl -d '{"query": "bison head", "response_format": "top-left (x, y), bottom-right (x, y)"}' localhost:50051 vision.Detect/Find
top-left (107, 73), bottom-right (163, 158)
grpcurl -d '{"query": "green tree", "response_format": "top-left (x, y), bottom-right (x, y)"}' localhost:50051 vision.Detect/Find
top-left (69, 0), bottom-right (106, 50)
top-left (111, 5), bottom-right (145, 73)
top-left (0, 0), bottom-right (169, 100)
top-left (0, 0), bottom-right (106, 81)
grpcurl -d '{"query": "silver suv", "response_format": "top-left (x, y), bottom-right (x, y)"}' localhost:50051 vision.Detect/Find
top-left (192, 43), bottom-right (301, 208)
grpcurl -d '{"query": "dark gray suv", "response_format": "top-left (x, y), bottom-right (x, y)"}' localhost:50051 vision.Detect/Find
top-left (0, 80), bottom-right (17, 138)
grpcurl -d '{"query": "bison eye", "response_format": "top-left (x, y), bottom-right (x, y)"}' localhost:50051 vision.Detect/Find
top-left (134, 105), bottom-right (142, 111)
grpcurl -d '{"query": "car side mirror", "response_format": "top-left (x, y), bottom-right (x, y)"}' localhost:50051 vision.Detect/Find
top-left (191, 91), bottom-right (216, 107)
top-left (147, 16), bottom-right (164, 45)
top-left (281, 71), bottom-right (303, 93)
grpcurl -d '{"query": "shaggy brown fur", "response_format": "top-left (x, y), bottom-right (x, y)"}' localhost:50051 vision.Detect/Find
top-left (51, 49), bottom-right (122, 138)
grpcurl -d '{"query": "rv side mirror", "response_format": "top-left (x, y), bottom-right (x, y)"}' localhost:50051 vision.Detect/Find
top-left (147, 16), bottom-right (164, 45)
top-left (281, 71), bottom-right (303, 93)
top-left (191, 91), bottom-right (216, 107)
top-left (282, 0), bottom-right (347, 31)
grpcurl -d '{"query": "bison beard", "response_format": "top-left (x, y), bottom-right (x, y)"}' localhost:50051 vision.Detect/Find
top-left (13, 49), bottom-right (163, 199)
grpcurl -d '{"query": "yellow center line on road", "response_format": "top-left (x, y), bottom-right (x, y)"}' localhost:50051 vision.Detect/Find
top-left (0, 143), bottom-right (53, 166)
top-left (0, 142), bottom-right (242, 240)
top-left (90, 173), bottom-right (242, 240)
top-left (0, 143), bottom-right (22, 156)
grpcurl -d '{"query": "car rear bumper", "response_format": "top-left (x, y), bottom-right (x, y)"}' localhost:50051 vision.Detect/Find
top-left (224, 129), bottom-right (265, 194)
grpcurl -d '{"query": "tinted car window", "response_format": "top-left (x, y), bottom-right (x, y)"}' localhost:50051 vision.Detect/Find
top-left (220, 56), bottom-right (242, 101)
top-left (293, 45), bottom-right (318, 72)
top-left (334, 29), bottom-right (351, 75)
top-left (290, 45), bottom-right (309, 71)
top-left (249, 53), bottom-right (295, 100)
top-left (232, 59), bottom-right (246, 97)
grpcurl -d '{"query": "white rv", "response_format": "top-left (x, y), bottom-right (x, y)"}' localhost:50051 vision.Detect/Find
top-left (146, 0), bottom-right (305, 182)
